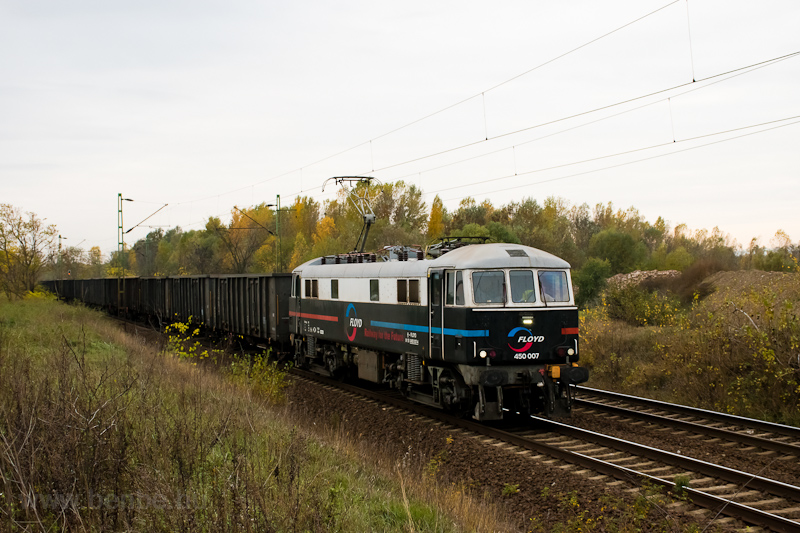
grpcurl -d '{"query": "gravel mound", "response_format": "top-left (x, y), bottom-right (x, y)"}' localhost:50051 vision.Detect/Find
top-left (607, 269), bottom-right (680, 288)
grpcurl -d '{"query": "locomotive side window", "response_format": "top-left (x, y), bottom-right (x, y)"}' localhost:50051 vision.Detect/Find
top-left (445, 271), bottom-right (464, 306)
top-left (430, 272), bottom-right (441, 305)
top-left (409, 279), bottom-right (420, 303)
top-left (510, 270), bottom-right (536, 303)
top-left (538, 270), bottom-right (570, 302)
top-left (312, 279), bottom-right (319, 298)
top-left (370, 279), bottom-right (379, 301)
top-left (331, 279), bottom-right (338, 299)
top-left (397, 279), bottom-right (407, 302)
top-left (304, 279), bottom-right (311, 298)
top-left (445, 272), bottom-right (454, 305)
top-left (293, 275), bottom-right (300, 297)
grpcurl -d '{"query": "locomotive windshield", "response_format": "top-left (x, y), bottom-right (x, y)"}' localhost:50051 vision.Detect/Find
top-left (470, 269), bottom-right (572, 306)
top-left (538, 270), bottom-right (570, 302)
top-left (510, 270), bottom-right (536, 303)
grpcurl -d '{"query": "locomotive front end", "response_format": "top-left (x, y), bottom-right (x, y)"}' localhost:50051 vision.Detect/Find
top-left (428, 245), bottom-right (589, 420)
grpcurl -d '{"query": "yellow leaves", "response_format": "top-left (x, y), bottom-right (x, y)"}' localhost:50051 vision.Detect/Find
top-left (427, 195), bottom-right (445, 240)
top-left (312, 216), bottom-right (336, 245)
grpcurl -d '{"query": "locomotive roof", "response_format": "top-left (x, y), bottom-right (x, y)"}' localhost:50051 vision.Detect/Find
top-left (294, 243), bottom-right (570, 278)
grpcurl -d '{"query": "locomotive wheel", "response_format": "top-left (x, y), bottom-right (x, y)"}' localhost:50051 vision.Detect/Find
top-left (323, 345), bottom-right (348, 380)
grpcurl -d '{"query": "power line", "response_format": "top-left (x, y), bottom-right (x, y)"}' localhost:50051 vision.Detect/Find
top-left (388, 50), bottom-right (799, 182)
top-left (363, 50), bottom-right (800, 177)
top-left (165, 1), bottom-right (683, 208)
top-left (440, 116), bottom-right (800, 203)
top-left (163, 47), bottom-right (799, 224)
top-left (120, 114), bottom-right (800, 252)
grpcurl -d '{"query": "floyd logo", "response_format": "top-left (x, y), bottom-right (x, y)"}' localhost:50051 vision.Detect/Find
top-left (345, 303), bottom-right (361, 341)
top-left (507, 326), bottom-right (534, 352)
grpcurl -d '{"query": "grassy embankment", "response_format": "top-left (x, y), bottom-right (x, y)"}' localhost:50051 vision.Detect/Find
top-left (580, 267), bottom-right (800, 426)
top-left (0, 294), bottom-right (510, 532)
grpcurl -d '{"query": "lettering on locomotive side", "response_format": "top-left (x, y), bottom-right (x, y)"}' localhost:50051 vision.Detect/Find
top-left (517, 335), bottom-right (545, 343)
top-left (345, 303), bottom-right (359, 341)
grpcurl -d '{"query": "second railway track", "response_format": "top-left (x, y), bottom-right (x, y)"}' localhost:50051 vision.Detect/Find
top-left (292, 369), bottom-right (800, 532)
top-left (574, 386), bottom-right (800, 454)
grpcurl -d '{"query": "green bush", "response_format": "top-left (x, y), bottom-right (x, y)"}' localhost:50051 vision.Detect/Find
top-left (604, 284), bottom-right (684, 327)
top-left (573, 258), bottom-right (611, 308)
top-left (229, 352), bottom-right (290, 404)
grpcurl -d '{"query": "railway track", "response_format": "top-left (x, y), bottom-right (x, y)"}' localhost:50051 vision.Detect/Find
top-left (574, 386), bottom-right (800, 455)
top-left (292, 369), bottom-right (800, 532)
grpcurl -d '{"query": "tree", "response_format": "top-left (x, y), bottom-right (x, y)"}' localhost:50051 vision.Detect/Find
top-left (209, 205), bottom-right (274, 274)
top-left (426, 196), bottom-right (446, 242)
top-left (451, 197), bottom-right (491, 229)
top-left (132, 228), bottom-right (163, 276)
top-left (310, 216), bottom-right (340, 258)
top-left (0, 204), bottom-right (57, 298)
top-left (588, 228), bottom-right (646, 275)
top-left (486, 221), bottom-right (520, 244)
top-left (289, 233), bottom-right (311, 271)
top-left (88, 246), bottom-right (105, 278)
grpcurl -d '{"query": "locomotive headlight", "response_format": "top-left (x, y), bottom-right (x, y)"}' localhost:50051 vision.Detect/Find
top-left (522, 316), bottom-right (533, 325)
top-left (479, 350), bottom-right (487, 358)
top-left (567, 348), bottom-right (575, 356)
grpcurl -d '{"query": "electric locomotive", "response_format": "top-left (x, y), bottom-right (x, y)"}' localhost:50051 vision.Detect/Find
top-left (289, 241), bottom-right (589, 419)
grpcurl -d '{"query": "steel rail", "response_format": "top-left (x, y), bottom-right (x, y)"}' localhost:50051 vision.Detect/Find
top-left (575, 397), bottom-right (800, 456)
top-left (577, 386), bottom-right (800, 440)
top-left (291, 369), bottom-right (800, 532)
top-left (535, 417), bottom-right (800, 502)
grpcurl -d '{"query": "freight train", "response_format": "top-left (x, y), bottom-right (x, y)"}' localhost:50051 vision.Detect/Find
top-left (43, 241), bottom-right (588, 420)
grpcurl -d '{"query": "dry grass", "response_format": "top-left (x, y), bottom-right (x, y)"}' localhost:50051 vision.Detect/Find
top-left (0, 296), bottom-right (512, 531)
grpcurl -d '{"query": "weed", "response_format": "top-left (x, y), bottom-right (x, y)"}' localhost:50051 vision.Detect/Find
top-left (673, 474), bottom-right (691, 499)
top-left (501, 483), bottom-right (519, 497)
top-left (228, 351), bottom-right (290, 405)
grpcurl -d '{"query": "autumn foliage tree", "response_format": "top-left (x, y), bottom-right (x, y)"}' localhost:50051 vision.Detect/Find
top-left (0, 204), bottom-right (57, 298)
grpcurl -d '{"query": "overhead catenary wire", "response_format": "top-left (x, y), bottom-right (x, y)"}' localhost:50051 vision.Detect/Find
top-left (172, 114), bottom-right (800, 235)
top-left (163, 0), bottom-right (684, 209)
top-left (151, 47), bottom-right (799, 239)
top-left (241, 114), bottom-right (800, 219)
top-left (158, 46), bottom-right (800, 233)
top-left (134, 10), bottom-right (799, 245)
top-left (360, 50), bottom-right (800, 177)
top-left (387, 49), bottom-right (799, 183)
top-left (440, 117), bottom-right (800, 203)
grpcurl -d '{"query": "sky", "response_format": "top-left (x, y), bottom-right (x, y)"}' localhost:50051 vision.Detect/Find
top-left (1, 0), bottom-right (798, 257)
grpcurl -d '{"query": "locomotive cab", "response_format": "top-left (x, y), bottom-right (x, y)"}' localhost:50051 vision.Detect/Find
top-left (427, 260), bottom-right (588, 420)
